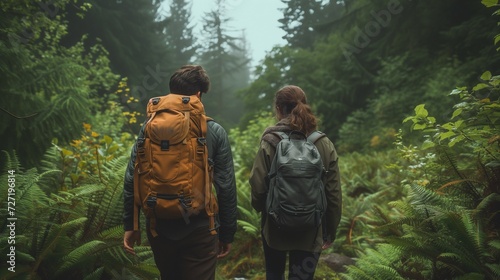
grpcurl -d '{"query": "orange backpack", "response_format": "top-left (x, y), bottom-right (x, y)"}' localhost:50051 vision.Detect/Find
top-left (133, 94), bottom-right (218, 237)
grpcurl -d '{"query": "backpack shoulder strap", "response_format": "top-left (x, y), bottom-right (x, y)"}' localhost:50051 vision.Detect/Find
top-left (206, 117), bottom-right (214, 161)
top-left (272, 131), bottom-right (288, 140)
top-left (307, 131), bottom-right (326, 144)
top-left (262, 131), bottom-right (287, 148)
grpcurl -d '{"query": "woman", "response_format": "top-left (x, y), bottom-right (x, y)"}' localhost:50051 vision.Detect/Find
top-left (249, 85), bottom-right (342, 279)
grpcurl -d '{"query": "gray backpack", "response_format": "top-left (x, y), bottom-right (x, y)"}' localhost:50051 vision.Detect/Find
top-left (266, 131), bottom-right (327, 231)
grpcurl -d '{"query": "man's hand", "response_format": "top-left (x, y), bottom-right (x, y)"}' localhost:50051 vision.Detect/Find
top-left (321, 240), bottom-right (332, 250)
top-left (217, 242), bottom-right (232, 259)
top-left (123, 230), bottom-right (141, 255)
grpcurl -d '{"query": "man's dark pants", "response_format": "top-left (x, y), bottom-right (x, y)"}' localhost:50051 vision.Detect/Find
top-left (147, 227), bottom-right (218, 280)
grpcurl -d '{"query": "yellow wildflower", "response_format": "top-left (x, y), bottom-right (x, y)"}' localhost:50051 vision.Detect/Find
top-left (83, 123), bottom-right (91, 132)
top-left (70, 139), bottom-right (82, 147)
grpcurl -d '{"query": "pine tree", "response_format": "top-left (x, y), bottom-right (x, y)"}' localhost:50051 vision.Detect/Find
top-left (197, 0), bottom-right (250, 128)
top-left (62, 0), bottom-right (173, 105)
top-left (164, 0), bottom-right (197, 67)
top-left (278, 0), bottom-right (324, 49)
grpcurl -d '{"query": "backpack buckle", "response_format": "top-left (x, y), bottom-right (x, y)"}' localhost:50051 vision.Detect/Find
top-left (137, 137), bottom-right (145, 147)
top-left (161, 140), bottom-right (170, 151)
top-left (178, 194), bottom-right (192, 210)
top-left (146, 195), bottom-right (157, 209)
top-left (197, 137), bottom-right (206, 146)
top-left (151, 97), bottom-right (160, 105)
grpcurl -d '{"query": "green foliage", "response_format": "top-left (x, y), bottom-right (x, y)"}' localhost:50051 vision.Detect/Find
top-left (482, 0), bottom-right (500, 53)
top-left (239, 46), bottom-right (295, 127)
top-left (38, 79), bottom-right (137, 191)
top-left (241, 0), bottom-right (500, 154)
top-left (216, 112), bottom-right (274, 278)
top-left (332, 150), bottom-right (407, 257)
top-left (342, 70), bottom-right (500, 279)
top-left (343, 244), bottom-right (407, 280)
top-left (230, 112), bottom-right (275, 172)
top-left (3, 0), bottom-right (500, 278)
top-left (0, 148), bottom-right (156, 279)
top-left (0, 0), bottom-right (119, 166)
top-left (63, 0), bottom-right (174, 101)
top-left (0, 88), bottom-right (150, 279)
top-left (404, 71), bottom-right (499, 156)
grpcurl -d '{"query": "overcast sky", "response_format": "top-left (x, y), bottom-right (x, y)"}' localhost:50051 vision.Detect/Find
top-left (162, 0), bottom-right (287, 68)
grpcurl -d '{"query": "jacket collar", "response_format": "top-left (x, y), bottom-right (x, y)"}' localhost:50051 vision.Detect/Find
top-left (261, 118), bottom-right (293, 147)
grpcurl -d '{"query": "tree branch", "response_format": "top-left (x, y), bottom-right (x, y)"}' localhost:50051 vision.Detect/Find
top-left (0, 106), bottom-right (39, 119)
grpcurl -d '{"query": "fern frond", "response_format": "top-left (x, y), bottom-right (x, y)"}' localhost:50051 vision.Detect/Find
top-left (98, 225), bottom-right (124, 240)
top-left (237, 205), bottom-right (259, 221)
top-left (343, 244), bottom-right (406, 280)
top-left (124, 262), bottom-right (160, 279)
top-left (377, 216), bottom-right (421, 231)
top-left (371, 264), bottom-right (406, 280)
top-left (90, 156), bottom-right (128, 228)
top-left (134, 246), bottom-right (156, 260)
top-left (437, 252), bottom-right (464, 267)
top-left (474, 193), bottom-right (500, 226)
top-left (61, 217), bottom-right (88, 233)
top-left (83, 267), bottom-right (104, 280)
top-left (455, 273), bottom-right (487, 280)
top-left (68, 184), bottom-right (106, 197)
top-left (237, 220), bottom-right (260, 236)
top-left (489, 239), bottom-right (500, 250)
top-left (409, 183), bottom-right (453, 208)
top-left (1, 150), bottom-right (21, 173)
top-left (343, 265), bottom-right (378, 280)
top-left (55, 240), bottom-right (106, 276)
top-left (485, 263), bottom-right (500, 279)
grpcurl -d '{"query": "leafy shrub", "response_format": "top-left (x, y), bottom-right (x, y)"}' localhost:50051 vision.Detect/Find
top-left (342, 71), bottom-right (500, 279)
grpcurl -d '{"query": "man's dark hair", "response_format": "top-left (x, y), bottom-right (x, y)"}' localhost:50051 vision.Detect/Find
top-left (169, 65), bottom-right (210, 95)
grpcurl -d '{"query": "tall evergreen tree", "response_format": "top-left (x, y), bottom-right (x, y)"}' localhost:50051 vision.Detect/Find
top-left (197, 0), bottom-right (250, 128)
top-left (241, 0), bottom-right (500, 152)
top-left (278, 0), bottom-right (324, 49)
top-left (62, 0), bottom-right (173, 105)
top-left (164, 0), bottom-right (197, 67)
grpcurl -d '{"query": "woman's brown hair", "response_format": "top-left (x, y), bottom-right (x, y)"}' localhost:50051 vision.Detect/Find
top-left (275, 85), bottom-right (317, 134)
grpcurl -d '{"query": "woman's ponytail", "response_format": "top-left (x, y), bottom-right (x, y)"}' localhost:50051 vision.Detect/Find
top-left (275, 86), bottom-right (317, 134)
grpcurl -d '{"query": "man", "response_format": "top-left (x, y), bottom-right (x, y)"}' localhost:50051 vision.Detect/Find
top-left (123, 65), bottom-right (237, 280)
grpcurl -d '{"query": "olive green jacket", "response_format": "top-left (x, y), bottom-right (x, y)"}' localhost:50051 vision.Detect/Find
top-left (249, 121), bottom-right (342, 252)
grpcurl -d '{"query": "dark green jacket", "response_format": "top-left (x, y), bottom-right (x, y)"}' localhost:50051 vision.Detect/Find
top-left (249, 119), bottom-right (342, 252)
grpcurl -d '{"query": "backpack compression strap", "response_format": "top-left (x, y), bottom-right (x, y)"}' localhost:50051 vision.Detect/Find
top-left (201, 115), bottom-right (217, 235)
top-left (133, 124), bottom-right (148, 232)
top-left (133, 162), bottom-right (141, 231)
